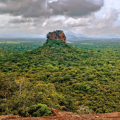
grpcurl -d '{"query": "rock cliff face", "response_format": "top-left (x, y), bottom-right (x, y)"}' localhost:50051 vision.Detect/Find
top-left (47, 30), bottom-right (66, 43)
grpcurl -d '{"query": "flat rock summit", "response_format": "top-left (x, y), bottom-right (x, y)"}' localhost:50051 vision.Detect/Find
top-left (46, 30), bottom-right (66, 43)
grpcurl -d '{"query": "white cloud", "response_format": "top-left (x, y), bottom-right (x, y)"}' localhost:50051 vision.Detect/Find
top-left (81, 0), bottom-right (120, 36)
top-left (43, 16), bottom-right (90, 28)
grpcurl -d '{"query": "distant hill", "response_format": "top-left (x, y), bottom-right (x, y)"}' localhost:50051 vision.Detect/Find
top-left (65, 31), bottom-right (89, 40)
top-left (65, 31), bottom-right (120, 40)
top-left (30, 39), bottom-right (89, 62)
top-left (98, 34), bottom-right (120, 38)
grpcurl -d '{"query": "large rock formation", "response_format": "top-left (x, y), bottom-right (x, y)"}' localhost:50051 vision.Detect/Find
top-left (47, 30), bottom-right (66, 43)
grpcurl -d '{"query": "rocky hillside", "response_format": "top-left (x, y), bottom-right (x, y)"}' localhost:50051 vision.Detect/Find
top-left (46, 30), bottom-right (66, 43)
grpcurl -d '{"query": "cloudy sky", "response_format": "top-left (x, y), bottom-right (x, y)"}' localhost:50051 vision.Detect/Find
top-left (0, 0), bottom-right (120, 38)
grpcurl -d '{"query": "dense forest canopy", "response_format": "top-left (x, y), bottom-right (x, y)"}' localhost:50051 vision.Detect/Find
top-left (0, 38), bottom-right (120, 116)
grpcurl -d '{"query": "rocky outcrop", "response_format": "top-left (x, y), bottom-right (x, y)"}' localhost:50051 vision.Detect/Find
top-left (1, 110), bottom-right (120, 120)
top-left (0, 115), bottom-right (20, 120)
top-left (51, 108), bottom-right (62, 116)
top-left (47, 30), bottom-right (66, 43)
top-left (60, 106), bottom-right (69, 111)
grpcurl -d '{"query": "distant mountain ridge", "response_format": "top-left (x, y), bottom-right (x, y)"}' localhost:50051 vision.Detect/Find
top-left (97, 34), bottom-right (120, 38)
top-left (65, 31), bottom-right (88, 40)
top-left (65, 31), bottom-right (120, 40)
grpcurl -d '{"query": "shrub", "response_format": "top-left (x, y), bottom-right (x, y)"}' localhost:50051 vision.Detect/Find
top-left (77, 105), bottom-right (92, 114)
top-left (27, 103), bottom-right (52, 117)
top-left (76, 83), bottom-right (91, 92)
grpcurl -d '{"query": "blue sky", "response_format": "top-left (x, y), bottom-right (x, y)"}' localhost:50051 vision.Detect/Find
top-left (0, 0), bottom-right (120, 38)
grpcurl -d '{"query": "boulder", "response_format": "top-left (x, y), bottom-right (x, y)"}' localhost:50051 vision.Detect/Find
top-left (60, 106), bottom-right (69, 111)
top-left (51, 108), bottom-right (62, 116)
top-left (47, 30), bottom-right (66, 43)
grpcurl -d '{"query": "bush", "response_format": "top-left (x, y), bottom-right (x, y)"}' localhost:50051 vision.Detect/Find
top-left (77, 105), bottom-right (92, 114)
top-left (76, 83), bottom-right (91, 92)
top-left (27, 103), bottom-right (52, 117)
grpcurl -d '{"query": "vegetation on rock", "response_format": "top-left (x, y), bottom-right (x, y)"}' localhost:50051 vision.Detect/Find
top-left (46, 30), bottom-right (66, 43)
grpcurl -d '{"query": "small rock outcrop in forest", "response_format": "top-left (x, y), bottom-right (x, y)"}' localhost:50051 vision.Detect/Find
top-left (47, 30), bottom-right (66, 43)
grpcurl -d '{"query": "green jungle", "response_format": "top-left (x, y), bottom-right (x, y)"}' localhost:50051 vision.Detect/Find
top-left (0, 38), bottom-right (120, 116)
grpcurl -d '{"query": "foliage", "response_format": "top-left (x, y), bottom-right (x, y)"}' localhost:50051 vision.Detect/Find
top-left (28, 103), bottom-right (52, 117)
top-left (77, 105), bottom-right (92, 114)
top-left (1, 38), bottom-right (120, 116)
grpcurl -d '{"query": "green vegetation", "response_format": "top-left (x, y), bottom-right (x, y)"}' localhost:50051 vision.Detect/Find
top-left (77, 105), bottom-right (92, 114)
top-left (0, 38), bottom-right (120, 116)
top-left (0, 38), bottom-right (44, 53)
top-left (27, 104), bottom-right (52, 117)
